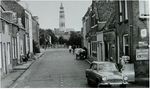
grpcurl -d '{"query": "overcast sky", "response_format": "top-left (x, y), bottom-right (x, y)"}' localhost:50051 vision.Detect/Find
top-left (20, 0), bottom-right (92, 31)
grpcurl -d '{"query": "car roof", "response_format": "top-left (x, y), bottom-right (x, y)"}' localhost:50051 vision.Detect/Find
top-left (92, 61), bottom-right (114, 64)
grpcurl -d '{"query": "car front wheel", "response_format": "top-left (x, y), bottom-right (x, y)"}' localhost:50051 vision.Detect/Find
top-left (87, 79), bottom-right (92, 85)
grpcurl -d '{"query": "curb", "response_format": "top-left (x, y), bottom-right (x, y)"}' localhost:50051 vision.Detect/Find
top-left (85, 59), bottom-right (92, 64)
top-left (8, 52), bottom-right (45, 88)
top-left (135, 78), bottom-right (149, 86)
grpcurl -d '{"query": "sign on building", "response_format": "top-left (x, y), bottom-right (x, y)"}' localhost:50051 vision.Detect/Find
top-left (140, 29), bottom-right (147, 38)
top-left (136, 49), bottom-right (149, 60)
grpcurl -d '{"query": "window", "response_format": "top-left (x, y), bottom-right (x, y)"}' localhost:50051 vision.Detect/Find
top-left (5, 22), bottom-right (9, 34)
top-left (0, 20), bottom-right (2, 33)
top-left (91, 13), bottom-right (97, 27)
top-left (60, 11), bottom-right (64, 13)
top-left (60, 14), bottom-right (64, 18)
top-left (139, 0), bottom-right (149, 18)
top-left (123, 34), bottom-right (129, 56)
top-left (2, 21), bottom-right (5, 33)
top-left (91, 64), bottom-right (97, 70)
top-left (119, 0), bottom-right (123, 22)
top-left (60, 23), bottom-right (65, 27)
top-left (119, 0), bottom-right (122, 13)
top-left (0, 42), bottom-right (2, 69)
top-left (124, 0), bottom-right (128, 20)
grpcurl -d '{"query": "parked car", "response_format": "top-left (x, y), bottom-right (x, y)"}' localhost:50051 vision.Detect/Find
top-left (85, 61), bottom-right (128, 87)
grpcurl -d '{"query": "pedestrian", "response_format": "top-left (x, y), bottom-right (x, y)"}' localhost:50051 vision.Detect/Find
top-left (83, 47), bottom-right (88, 59)
top-left (72, 45), bottom-right (76, 55)
top-left (69, 45), bottom-right (72, 53)
top-left (120, 56), bottom-right (126, 70)
top-left (118, 57), bottom-right (125, 72)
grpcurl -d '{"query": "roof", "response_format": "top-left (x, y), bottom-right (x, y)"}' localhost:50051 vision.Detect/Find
top-left (2, 0), bottom-right (24, 18)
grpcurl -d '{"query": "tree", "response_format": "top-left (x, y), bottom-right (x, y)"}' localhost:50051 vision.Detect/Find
top-left (68, 31), bottom-right (82, 47)
top-left (58, 36), bottom-right (66, 44)
top-left (39, 28), bottom-right (58, 47)
top-left (39, 28), bottom-right (46, 46)
top-left (45, 29), bottom-right (58, 44)
top-left (33, 40), bottom-right (40, 54)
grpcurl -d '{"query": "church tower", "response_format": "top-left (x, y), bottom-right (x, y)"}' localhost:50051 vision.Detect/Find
top-left (59, 3), bottom-right (65, 32)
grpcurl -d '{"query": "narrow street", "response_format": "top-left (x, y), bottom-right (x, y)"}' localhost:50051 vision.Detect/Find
top-left (11, 48), bottom-right (90, 88)
top-left (1, 0), bottom-right (149, 88)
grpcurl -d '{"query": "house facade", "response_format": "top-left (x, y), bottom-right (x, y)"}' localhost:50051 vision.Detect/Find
top-left (82, 0), bottom-right (149, 80)
top-left (115, 0), bottom-right (149, 79)
top-left (82, 0), bottom-right (115, 62)
top-left (0, 0), bottom-right (37, 77)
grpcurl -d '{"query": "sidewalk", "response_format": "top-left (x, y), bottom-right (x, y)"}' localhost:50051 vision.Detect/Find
top-left (1, 51), bottom-right (45, 88)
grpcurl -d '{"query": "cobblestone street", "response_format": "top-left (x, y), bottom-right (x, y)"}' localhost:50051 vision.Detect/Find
top-left (10, 49), bottom-right (90, 88)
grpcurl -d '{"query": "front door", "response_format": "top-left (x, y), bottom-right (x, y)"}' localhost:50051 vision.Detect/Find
top-left (97, 42), bottom-right (103, 61)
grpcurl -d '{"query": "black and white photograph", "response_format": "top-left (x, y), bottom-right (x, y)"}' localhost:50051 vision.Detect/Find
top-left (0, 0), bottom-right (149, 88)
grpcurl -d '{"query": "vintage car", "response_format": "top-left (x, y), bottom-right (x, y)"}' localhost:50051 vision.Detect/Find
top-left (85, 61), bottom-right (128, 87)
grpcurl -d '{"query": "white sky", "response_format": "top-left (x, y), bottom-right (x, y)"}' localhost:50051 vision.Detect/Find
top-left (20, 0), bottom-right (92, 31)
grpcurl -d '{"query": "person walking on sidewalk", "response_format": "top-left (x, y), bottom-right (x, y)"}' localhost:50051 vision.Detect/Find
top-left (72, 45), bottom-right (76, 55)
top-left (69, 45), bottom-right (72, 53)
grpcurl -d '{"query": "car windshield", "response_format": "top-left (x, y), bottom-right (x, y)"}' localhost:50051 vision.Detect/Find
top-left (98, 63), bottom-right (118, 72)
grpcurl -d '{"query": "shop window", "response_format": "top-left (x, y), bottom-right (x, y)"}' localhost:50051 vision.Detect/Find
top-left (139, 0), bottom-right (149, 18)
top-left (123, 34), bottom-right (129, 56)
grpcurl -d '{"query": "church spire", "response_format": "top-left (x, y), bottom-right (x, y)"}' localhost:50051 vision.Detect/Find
top-left (59, 2), bottom-right (65, 32)
top-left (60, 2), bottom-right (64, 9)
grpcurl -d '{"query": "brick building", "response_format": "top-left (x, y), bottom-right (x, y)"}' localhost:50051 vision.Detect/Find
top-left (82, 0), bottom-right (149, 81)
top-left (115, 0), bottom-right (149, 79)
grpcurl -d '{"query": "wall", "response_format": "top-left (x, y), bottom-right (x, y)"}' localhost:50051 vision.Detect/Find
top-left (131, 1), bottom-right (149, 78)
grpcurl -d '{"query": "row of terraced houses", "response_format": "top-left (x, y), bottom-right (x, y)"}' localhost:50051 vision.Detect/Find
top-left (0, 0), bottom-right (40, 77)
top-left (82, 0), bottom-right (149, 82)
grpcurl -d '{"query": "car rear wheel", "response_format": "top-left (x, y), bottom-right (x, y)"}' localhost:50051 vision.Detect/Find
top-left (120, 84), bottom-right (126, 88)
